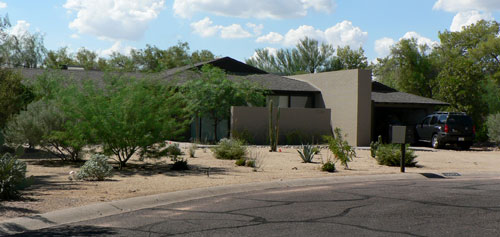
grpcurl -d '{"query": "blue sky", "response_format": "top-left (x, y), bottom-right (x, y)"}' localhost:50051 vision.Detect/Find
top-left (2, 0), bottom-right (500, 63)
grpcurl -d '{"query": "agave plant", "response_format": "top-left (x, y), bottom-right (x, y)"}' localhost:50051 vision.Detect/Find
top-left (297, 144), bottom-right (315, 163)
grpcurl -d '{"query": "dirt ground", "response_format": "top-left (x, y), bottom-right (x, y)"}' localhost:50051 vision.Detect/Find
top-left (1, 144), bottom-right (499, 221)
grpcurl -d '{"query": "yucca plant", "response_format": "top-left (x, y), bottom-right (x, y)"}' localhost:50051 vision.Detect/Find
top-left (297, 144), bottom-right (315, 163)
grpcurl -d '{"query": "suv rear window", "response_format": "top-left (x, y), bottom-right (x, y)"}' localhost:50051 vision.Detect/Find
top-left (447, 115), bottom-right (473, 126)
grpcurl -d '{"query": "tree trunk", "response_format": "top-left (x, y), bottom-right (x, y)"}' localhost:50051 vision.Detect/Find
top-left (213, 118), bottom-right (218, 143)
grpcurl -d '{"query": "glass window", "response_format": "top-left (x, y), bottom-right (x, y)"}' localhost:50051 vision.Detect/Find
top-left (438, 115), bottom-right (447, 124)
top-left (422, 117), bottom-right (430, 125)
top-left (430, 116), bottom-right (438, 125)
top-left (290, 95), bottom-right (313, 108)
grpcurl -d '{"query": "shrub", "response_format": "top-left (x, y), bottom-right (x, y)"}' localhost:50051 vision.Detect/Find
top-left (0, 153), bottom-right (31, 200)
top-left (171, 159), bottom-right (189, 170)
top-left (370, 135), bottom-right (383, 158)
top-left (166, 143), bottom-right (183, 161)
top-left (3, 100), bottom-right (83, 161)
top-left (486, 113), bottom-right (500, 144)
top-left (231, 129), bottom-right (254, 145)
top-left (321, 161), bottom-right (336, 172)
top-left (375, 144), bottom-right (417, 167)
top-left (245, 159), bottom-right (256, 167)
top-left (76, 154), bottom-right (113, 181)
top-left (188, 144), bottom-right (197, 158)
top-left (235, 158), bottom-right (246, 166)
top-left (297, 144), bottom-right (315, 163)
top-left (324, 128), bottom-right (356, 169)
top-left (212, 138), bottom-right (246, 160)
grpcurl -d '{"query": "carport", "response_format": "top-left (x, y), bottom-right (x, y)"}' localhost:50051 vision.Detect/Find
top-left (371, 82), bottom-right (449, 143)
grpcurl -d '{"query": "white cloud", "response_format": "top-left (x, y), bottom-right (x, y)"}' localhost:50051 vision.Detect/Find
top-left (450, 10), bottom-right (494, 31)
top-left (433, 0), bottom-right (500, 12)
top-left (219, 24), bottom-right (252, 39)
top-left (256, 32), bottom-right (284, 44)
top-left (63, 0), bottom-right (165, 41)
top-left (0, 2), bottom-right (7, 8)
top-left (99, 41), bottom-right (135, 57)
top-left (374, 32), bottom-right (438, 59)
top-left (249, 47), bottom-right (278, 60)
top-left (173, 0), bottom-right (334, 19)
top-left (70, 33), bottom-right (80, 39)
top-left (256, 21), bottom-right (368, 50)
top-left (401, 32), bottom-right (438, 47)
top-left (9, 20), bottom-right (30, 36)
top-left (246, 23), bottom-right (264, 36)
top-left (374, 37), bottom-right (395, 58)
top-left (190, 17), bottom-right (253, 39)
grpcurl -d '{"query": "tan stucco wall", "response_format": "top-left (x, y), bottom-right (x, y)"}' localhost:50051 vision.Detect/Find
top-left (231, 106), bottom-right (332, 145)
top-left (288, 69), bottom-right (372, 146)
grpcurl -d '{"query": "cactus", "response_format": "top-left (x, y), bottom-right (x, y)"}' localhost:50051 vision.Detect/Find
top-left (268, 101), bottom-right (280, 152)
top-left (370, 135), bottom-right (383, 158)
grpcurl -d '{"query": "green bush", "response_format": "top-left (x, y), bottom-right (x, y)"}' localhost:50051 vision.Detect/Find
top-left (297, 144), bottom-right (315, 163)
top-left (235, 158), bottom-right (246, 166)
top-left (375, 144), bottom-right (417, 167)
top-left (245, 159), bottom-right (256, 167)
top-left (324, 128), bottom-right (356, 169)
top-left (76, 154), bottom-right (113, 181)
top-left (0, 153), bottom-right (31, 200)
top-left (166, 143), bottom-right (183, 161)
top-left (212, 138), bottom-right (246, 160)
top-left (171, 159), bottom-right (189, 171)
top-left (3, 100), bottom-right (83, 161)
top-left (486, 113), bottom-right (500, 144)
top-left (321, 161), bottom-right (336, 172)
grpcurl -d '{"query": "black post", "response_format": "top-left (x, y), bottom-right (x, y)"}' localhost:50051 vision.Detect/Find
top-left (400, 143), bottom-right (406, 173)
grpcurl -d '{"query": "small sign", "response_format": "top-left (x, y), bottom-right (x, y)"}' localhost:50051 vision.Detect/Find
top-left (391, 126), bottom-right (407, 144)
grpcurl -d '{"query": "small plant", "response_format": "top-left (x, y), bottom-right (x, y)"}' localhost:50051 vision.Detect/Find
top-left (212, 138), bottom-right (247, 160)
top-left (246, 150), bottom-right (265, 171)
top-left (166, 143), bottom-right (182, 161)
top-left (297, 144), bottom-right (315, 163)
top-left (245, 159), bottom-right (256, 167)
top-left (312, 146), bottom-right (321, 155)
top-left (235, 157), bottom-right (246, 166)
top-left (375, 144), bottom-right (417, 167)
top-left (370, 135), bottom-right (383, 158)
top-left (0, 153), bottom-right (31, 200)
top-left (76, 154), bottom-right (113, 181)
top-left (171, 158), bottom-right (189, 170)
top-left (188, 144), bottom-right (198, 158)
top-left (324, 128), bottom-right (356, 169)
top-left (321, 161), bottom-right (336, 172)
top-left (232, 129), bottom-right (254, 145)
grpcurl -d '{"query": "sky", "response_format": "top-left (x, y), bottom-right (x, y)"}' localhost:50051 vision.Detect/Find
top-left (2, 0), bottom-right (500, 63)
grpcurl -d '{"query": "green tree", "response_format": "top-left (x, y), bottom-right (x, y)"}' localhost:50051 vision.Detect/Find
top-left (43, 47), bottom-right (76, 69)
top-left (433, 20), bottom-right (499, 125)
top-left (1, 31), bottom-right (46, 68)
top-left (60, 75), bottom-right (188, 169)
top-left (75, 47), bottom-right (98, 70)
top-left (182, 65), bottom-right (267, 141)
top-left (373, 38), bottom-right (437, 98)
top-left (246, 37), bottom-right (335, 75)
top-left (331, 45), bottom-right (368, 70)
top-left (0, 69), bottom-right (34, 129)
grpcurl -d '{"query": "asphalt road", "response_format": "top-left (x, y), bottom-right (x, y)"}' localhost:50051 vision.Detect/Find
top-left (13, 175), bottom-right (500, 236)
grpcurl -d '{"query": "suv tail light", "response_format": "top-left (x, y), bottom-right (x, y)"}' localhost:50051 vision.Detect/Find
top-left (444, 124), bottom-right (449, 133)
top-left (473, 125), bottom-right (476, 134)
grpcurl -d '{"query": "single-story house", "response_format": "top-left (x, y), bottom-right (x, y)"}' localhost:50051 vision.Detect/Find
top-left (18, 56), bottom-right (448, 146)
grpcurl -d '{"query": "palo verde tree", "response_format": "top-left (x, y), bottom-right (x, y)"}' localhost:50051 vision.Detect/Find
top-left (59, 75), bottom-right (189, 169)
top-left (182, 65), bottom-right (267, 142)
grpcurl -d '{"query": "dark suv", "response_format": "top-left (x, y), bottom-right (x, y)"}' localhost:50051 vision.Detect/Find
top-left (415, 112), bottom-right (475, 149)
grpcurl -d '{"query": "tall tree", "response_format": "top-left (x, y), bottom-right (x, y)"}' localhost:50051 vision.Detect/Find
top-left (433, 20), bottom-right (499, 124)
top-left (43, 47), bottom-right (76, 69)
top-left (0, 69), bottom-right (34, 129)
top-left (373, 38), bottom-right (437, 98)
top-left (182, 65), bottom-right (266, 141)
top-left (247, 38), bottom-right (368, 75)
top-left (1, 31), bottom-right (46, 68)
top-left (75, 48), bottom-right (98, 70)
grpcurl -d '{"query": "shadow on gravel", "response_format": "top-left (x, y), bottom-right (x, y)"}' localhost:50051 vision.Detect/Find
top-left (7, 225), bottom-right (117, 236)
top-left (114, 162), bottom-right (230, 177)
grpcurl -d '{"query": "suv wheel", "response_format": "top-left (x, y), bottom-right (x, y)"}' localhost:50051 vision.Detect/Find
top-left (431, 134), bottom-right (441, 149)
